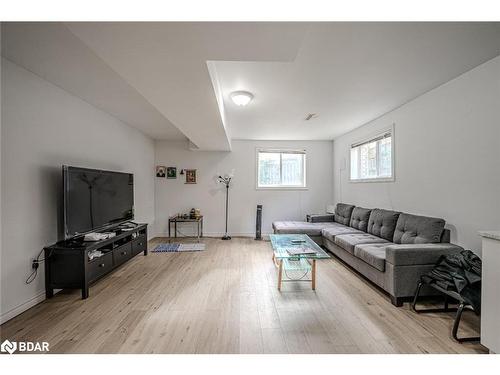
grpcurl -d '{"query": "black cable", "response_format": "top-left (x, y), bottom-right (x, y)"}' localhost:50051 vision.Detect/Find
top-left (25, 248), bottom-right (45, 284)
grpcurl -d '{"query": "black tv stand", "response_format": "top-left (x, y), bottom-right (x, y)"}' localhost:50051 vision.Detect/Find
top-left (44, 223), bottom-right (148, 299)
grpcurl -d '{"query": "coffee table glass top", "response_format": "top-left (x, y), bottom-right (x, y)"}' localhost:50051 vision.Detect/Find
top-left (269, 234), bottom-right (331, 259)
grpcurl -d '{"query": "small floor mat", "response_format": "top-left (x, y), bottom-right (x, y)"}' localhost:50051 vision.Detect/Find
top-left (153, 243), bottom-right (206, 252)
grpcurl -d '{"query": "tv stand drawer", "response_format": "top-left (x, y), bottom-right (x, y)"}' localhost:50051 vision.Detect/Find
top-left (88, 252), bottom-right (113, 282)
top-left (132, 235), bottom-right (147, 255)
top-left (113, 243), bottom-right (132, 266)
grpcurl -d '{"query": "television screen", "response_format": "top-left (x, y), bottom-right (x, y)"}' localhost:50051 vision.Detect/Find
top-left (63, 166), bottom-right (134, 238)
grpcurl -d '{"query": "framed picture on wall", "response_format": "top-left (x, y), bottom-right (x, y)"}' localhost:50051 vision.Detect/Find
top-left (167, 167), bottom-right (177, 179)
top-left (185, 169), bottom-right (197, 184)
top-left (156, 165), bottom-right (166, 178)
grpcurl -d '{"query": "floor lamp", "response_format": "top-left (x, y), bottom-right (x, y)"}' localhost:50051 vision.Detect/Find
top-left (218, 175), bottom-right (232, 240)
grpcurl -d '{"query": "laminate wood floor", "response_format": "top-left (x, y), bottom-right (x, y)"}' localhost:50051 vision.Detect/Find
top-left (0, 237), bottom-right (487, 354)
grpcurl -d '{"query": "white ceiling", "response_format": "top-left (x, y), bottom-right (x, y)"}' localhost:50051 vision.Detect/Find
top-left (2, 22), bottom-right (500, 150)
top-left (65, 22), bottom-right (309, 150)
top-left (215, 22), bottom-right (500, 140)
top-left (1, 22), bottom-right (186, 140)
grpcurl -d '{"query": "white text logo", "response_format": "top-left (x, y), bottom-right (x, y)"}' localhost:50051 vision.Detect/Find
top-left (1, 339), bottom-right (49, 354)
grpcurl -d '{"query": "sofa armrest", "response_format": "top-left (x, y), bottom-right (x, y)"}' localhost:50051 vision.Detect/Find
top-left (386, 243), bottom-right (463, 266)
top-left (306, 214), bottom-right (335, 223)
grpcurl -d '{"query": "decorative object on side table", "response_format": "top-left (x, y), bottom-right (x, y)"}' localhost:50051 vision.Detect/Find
top-left (185, 169), bottom-right (197, 184)
top-left (167, 167), bottom-right (177, 179)
top-left (217, 172), bottom-right (234, 240)
top-left (190, 208), bottom-right (201, 219)
top-left (156, 165), bottom-right (166, 178)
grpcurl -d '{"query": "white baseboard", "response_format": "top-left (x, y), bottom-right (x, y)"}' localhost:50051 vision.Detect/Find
top-left (153, 231), bottom-right (272, 239)
top-left (0, 288), bottom-right (63, 324)
top-left (0, 290), bottom-right (46, 325)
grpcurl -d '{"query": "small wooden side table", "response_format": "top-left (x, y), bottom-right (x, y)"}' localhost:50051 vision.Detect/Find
top-left (168, 215), bottom-right (204, 240)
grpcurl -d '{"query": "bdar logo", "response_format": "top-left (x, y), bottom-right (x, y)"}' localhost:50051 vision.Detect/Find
top-left (1, 339), bottom-right (17, 354)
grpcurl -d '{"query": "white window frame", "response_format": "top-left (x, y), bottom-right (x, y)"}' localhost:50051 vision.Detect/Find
top-left (349, 125), bottom-right (395, 183)
top-left (255, 148), bottom-right (307, 190)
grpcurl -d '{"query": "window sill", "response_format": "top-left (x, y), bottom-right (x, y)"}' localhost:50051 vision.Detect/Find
top-left (256, 186), bottom-right (308, 191)
top-left (349, 177), bottom-right (394, 183)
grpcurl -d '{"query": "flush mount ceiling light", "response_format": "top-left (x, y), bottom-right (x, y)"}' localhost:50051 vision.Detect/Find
top-left (230, 91), bottom-right (254, 106)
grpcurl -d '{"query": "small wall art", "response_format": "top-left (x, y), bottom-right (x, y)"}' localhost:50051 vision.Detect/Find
top-left (156, 165), bottom-right (166, 178)
top-left (185, 169), bottom-right (197, 184)
top-left (167, 167), bottom-right (177, 179)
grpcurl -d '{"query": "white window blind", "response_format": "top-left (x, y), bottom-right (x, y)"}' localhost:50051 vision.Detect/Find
top-left (350, 129), bottom-right (393, 182)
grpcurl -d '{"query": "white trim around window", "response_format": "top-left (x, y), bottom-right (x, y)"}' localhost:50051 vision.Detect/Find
top-left (255, 148), bottom-right (308, 190)
top-left (349, 124), bottom-right (395, 183)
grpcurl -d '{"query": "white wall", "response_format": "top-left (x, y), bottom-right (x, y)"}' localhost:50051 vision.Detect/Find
top-left (0, 32), bottom-right (3, 318)
top-left (0, 59), bottom-right (156, 323)
top-left (333, 56), bottom-right (500, 253)
top-left (154, 139), bottom-right (333, 237)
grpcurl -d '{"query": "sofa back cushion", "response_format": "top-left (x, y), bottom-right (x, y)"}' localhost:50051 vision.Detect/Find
top-left (393, 213), bottom-right (445, 244)
top-left (367, 209), bottom-right (400, 241)
top-left (349, 207), bottom-right (372, 232)
top-left (334, 203), bottom-right (355, 225)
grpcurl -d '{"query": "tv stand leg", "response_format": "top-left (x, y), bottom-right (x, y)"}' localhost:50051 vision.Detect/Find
top-left (82, 286), bottom-right (89, 299)
top-left (46, 288), bottom-right (54, 299)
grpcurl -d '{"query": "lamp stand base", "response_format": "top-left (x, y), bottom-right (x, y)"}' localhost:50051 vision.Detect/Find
top-left (221, 235), bottom-right (232, 240)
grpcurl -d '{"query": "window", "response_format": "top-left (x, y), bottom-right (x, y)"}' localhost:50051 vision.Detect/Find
top-left (257, 149), bottom-right (306, 189)
top-left (350, 128), bottom-right (394, 182)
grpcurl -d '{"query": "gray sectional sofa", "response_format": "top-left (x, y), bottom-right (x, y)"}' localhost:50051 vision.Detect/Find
top-left (272, 203), bottom-right (463, 306)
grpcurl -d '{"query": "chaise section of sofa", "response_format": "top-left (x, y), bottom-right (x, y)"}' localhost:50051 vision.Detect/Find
top-left (272, 221), bottom-right (339, 244)
top-left (272, 204), bottom-right (463, 306)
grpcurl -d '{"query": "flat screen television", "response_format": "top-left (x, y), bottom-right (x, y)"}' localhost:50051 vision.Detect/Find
top-left (63, 166), bottom-right (134, 239)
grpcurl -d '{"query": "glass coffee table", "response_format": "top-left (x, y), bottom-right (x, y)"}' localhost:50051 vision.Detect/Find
top-left (269, 234), bottom-right (331, 291)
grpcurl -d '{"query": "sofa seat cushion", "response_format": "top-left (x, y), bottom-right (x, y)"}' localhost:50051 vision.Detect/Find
top-left (334, 233), bottom-right (390, 254)
top-left (321, 226), bottom-right (364, 243)
top-left (393, 213), bottom-right (445, 244)
top-left (334, 203), bottom-right (355, 225)
top-left (349, 206), bottom-right (372, 232)
top-left (272, 221), bottom-right (338, 236)
top-left (354, 243), bottom-right (391, 272)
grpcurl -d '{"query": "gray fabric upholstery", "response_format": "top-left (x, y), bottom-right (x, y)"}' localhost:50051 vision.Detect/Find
top-left (385, 262), bottom-right (443, 298)
top-left (354, 243), bottom-right (390, 272)
top-left (441, 228), bottom-right (451, 243)
top-left (367, 209), bottom-right (400, 241)
top-left (272, 221), bottom-right (338, 236)
top-left (349, 207), bottom-right (372, 232)
top-left (393, 213), bottom-right (445, 244)
top-left (324, 238), bottom-right (387, 289)
top-left (385, 243), bottom-right (463, 266)
top-left (334, 203), bottom-right (355, 225)
top-left (308, 235), bottom-right (324, 246)
top-left (334, 233), bottom-right (390, 254)
top-left (307, 214), bottom-right (335, 223)
top-left (321, 225), bottom-right (364, 243)
top-left (273, 205), bottom-right (459, 305)
top-left (324, 238), bottom-right (450, 299)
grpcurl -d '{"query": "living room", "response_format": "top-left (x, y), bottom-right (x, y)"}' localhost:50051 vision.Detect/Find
top-left (1, 1), bottom-right (500, 374)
